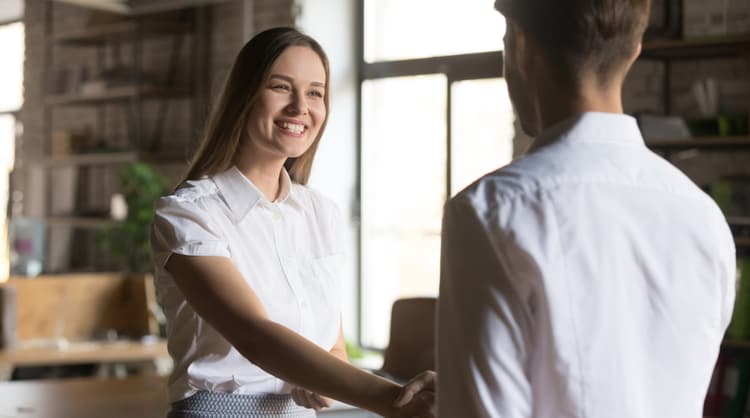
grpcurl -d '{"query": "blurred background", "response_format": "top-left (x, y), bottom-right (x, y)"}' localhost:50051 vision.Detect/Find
top-left (0, 0), bottom-right (749, 416)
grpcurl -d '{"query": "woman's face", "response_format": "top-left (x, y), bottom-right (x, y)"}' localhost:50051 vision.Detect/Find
top-left (244, 46), bottom-right (327, 163)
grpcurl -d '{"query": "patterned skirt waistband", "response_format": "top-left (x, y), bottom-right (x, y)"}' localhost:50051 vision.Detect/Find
top-left (167, 391), bottom-right (316, 418)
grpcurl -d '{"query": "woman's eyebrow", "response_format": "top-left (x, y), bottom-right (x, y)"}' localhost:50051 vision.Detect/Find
top-left (269, 74), bottom-right (325, 88)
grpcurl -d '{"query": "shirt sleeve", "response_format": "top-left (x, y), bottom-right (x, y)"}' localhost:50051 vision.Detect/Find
top-left (438, 195), bottom-right (534, 418)
top-left (150, 195), bottom-right (230, 269)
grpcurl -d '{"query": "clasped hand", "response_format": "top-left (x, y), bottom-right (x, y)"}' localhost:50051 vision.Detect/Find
top-left (392, 370), bottom-right (436, 418)
top-left (290, 370), bottom-right (436, 417)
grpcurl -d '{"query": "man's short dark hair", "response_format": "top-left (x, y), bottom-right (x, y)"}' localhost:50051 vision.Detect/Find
top-left (496, 0), bottom-right (651, 85)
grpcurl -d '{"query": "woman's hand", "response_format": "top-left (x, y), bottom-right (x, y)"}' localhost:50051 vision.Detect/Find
top-left (291, 386), bottom-right (334, 411)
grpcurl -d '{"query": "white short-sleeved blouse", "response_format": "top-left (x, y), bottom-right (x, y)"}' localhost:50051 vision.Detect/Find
top-left (151, 166), bottom-right (344, 403)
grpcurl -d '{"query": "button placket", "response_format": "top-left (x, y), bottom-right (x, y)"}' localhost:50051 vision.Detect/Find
top-left (269, 204), bottom-right (308, 336)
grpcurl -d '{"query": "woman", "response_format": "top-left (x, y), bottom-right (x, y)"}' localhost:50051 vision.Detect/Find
top-left (150, 27), bottom-right (435, 418)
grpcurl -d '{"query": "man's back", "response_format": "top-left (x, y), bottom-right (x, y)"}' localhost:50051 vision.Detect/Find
top-left (438, 112), bottom-right (736, 417)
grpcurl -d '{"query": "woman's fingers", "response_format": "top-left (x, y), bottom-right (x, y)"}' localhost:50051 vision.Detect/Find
top-left (311, 393), bottom-right (334, 408)
top-left (291, 387), bottom-right (308, 408)
top-left (291, 386), bottom-right (332, 411)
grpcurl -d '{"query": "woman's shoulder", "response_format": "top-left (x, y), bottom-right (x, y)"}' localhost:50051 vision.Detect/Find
top-left (157, 178), bottom-right (221, 211)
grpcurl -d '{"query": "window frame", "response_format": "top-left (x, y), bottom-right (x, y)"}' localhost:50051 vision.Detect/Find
top-left (355, 0), bottom-right (505, 349)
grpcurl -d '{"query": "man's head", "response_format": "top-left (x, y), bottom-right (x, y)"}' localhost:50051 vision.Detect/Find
top-left (496, 0), bottom-right (651, 135)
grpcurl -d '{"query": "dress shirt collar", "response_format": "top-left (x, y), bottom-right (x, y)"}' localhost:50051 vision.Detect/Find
top-left (527, 112), bottom-right (644, 154)
top-left (212, 165), bottom-right (293, 223)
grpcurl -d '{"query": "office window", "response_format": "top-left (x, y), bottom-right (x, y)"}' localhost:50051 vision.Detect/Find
top-left (360, 1), bottom-right (514, 348)
top-left (0, 22), bottom-right (24, 113)
top-left (0, 21), bottom-right (24, 281)
top-left (364, 0), bottom-right (505, 62)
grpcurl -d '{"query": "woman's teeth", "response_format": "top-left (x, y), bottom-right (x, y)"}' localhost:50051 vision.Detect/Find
top-left (280, 122), bottom-right (304, 134)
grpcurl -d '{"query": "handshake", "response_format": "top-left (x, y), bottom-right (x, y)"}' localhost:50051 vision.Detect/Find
top-left (291, 370), bottom-right (437, 418)
top-left (391, 370), bottom-right (437, 418)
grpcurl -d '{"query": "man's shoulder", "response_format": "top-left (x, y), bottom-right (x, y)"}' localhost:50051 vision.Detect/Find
top-left (452, 154), bottom-right (552, 212)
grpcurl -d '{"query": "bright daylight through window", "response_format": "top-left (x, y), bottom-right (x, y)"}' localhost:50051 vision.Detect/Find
top-left (0, 21), bottom-right (24, 281)
top-left (360, 0), bottom-right (515, 348)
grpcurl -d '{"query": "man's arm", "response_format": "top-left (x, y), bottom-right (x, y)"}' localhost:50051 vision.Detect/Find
top-left (437, 197), bottom-right (534, 418)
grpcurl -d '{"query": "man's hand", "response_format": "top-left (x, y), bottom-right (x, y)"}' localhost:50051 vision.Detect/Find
top-left (290, 386), bottom-right (334, 411)
top-left (392, 370), bottom-right (436, 418)
top-left (394, 370), bottom-right (436, 407)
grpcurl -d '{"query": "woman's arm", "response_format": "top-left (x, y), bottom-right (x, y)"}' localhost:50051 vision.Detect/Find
top-left (166, 254), bottom-right (409, 417)
top-left (291, 324), bottom-right (348, 410)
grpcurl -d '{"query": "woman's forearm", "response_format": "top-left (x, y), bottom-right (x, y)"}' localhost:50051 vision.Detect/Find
top-left (231, 317), bottom-right (399, 417)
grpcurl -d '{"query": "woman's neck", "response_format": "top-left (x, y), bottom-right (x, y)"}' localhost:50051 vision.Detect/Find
top-left (235, 152), bottom-right (285, 202)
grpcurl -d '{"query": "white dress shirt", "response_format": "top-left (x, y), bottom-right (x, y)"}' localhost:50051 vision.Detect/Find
top-left (151, 166), bottom-right (344, 403)
top-left (438, 112), bottom-right (736, 418)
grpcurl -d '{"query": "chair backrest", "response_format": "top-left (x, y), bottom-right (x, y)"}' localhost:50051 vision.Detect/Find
top-left (0, 273), bottom-right (157, 347)
top-left (381, 297), bottom-right (436, 382)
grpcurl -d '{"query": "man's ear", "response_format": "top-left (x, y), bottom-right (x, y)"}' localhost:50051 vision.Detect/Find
top-left (631, 42), bottom-right (642, 64)
top-left (513, 24), bottom-right (540, 82)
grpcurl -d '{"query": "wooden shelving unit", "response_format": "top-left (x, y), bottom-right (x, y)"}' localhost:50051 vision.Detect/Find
top-left (45, 85), bottom-right (190, 106)
top-left (639, 36), bottom-right (750, 114)
top-left (50, 19), bottom-right (188, 46)
top-left (43, 151), bottom-right (186, 166)
top-left (722, 339), bottom-right (750, 350)
top-left (43, 151), bottom-right (138, 166)
top-left (39, 2), bottom-right (209, 272)
top-left (45, 216), bottom-right (119, 229)
top-left (646, 136), bottom-right (750, 151)
top-left (642, 35), bottom-right (750, 60)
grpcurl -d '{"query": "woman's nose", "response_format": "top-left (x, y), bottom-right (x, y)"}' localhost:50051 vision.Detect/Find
top-left (286, 93), bottom-right (308, 115)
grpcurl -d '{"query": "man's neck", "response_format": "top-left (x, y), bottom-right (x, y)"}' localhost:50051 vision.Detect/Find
top-left (535, 76), bottom-right (625, 134)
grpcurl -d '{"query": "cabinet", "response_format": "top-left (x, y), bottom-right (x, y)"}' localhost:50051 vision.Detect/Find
top-left (40, 2), bottom-right (209, 272)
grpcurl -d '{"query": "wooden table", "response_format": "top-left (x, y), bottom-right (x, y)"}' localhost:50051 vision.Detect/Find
top-left (0, 340), bottom-right (169, 368)
top-left (0, 375), bottom-right (169, 418)
top-left (0, 340), bottom-right (170, 381)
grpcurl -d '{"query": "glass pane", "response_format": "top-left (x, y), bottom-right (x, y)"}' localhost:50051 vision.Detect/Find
top-left (361, 75), bottom-right (446, 348)
top-left (0, 114), bottom-right (15, 280)
top-left (451, 78), bottom-right (515, 195)
top-left (365, 0), bottom-right (505, 62)
top-left (0, 22), bottom-right (24, 112)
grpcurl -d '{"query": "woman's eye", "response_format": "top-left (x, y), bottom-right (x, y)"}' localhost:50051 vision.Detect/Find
top-left (308, 90), bottom-right (324, 98)
top-left (272, 84), bottom-right (290, 91)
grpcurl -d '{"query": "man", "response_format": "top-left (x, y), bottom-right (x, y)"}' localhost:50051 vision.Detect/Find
top-left (437, 0), bottom-right (737, 417)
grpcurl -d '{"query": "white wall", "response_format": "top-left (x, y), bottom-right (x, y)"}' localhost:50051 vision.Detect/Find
top-left (295, 0), bottom-right (360, 340)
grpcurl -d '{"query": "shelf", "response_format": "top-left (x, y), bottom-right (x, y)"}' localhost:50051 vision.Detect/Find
top-left (728, 217), bottom-right (750, 226)
top-left (51, 20), bottom-right (188, 46)
top-left (737, 237), bottom-right (750, 248)
top-left (722, 339), bottom-right (750, 349)
top-left (641, 35), bottom-right (750, 60)
top-left (42, 151), bottom-right (186, 166)
top-left (44, 152), bottom-right (138, 167)
top-left (46, 216), bottom-right (118, 229)
top-left (46, 85), bottom-right (190, 106)
top-left (646, 136), bottom-right (750, 151)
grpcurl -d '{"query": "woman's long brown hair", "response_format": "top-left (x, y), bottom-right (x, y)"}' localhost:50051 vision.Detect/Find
top-left (179, 27), bottom-right (330, 188)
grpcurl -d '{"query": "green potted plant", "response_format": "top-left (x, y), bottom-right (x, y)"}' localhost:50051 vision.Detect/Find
top-left (98, 162), bottom-right (168, 274)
